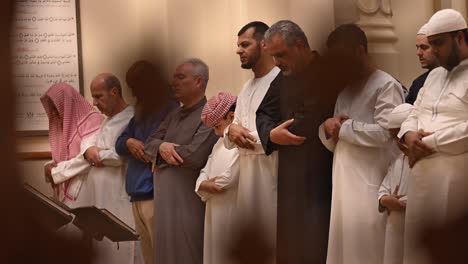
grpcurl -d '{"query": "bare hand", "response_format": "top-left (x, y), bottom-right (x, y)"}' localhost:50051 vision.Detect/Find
top-left (418, 129), bottom-right (434, 138)
top-left (404, 131), bottom-right (434, 167)
top-left (270, 119), bottom-right (306, 146)
top-left (127, 138), bottom-right (151, 163)
top-left (84, 146), bottom-right (103, 167)
top-left (199, 177), bottom-right (225, 194)
top-left (380, 185), bottom-right (406, 212)
top-left (380, 195), bottom-right (406, 212)
top-left (159, 142), bottom-right (184, 166)
top-left (228, 124), bottom-right (257, 150)
top-left (44, 162), bottom-right (57, 187)
top-left (323, 114), bottom-right (349, 141)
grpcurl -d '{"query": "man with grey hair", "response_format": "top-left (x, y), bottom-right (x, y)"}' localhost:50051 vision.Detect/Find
top-left (256, 20), bottom-right (335, 263)
top-left (263, 20), bottom-right (313, 76)
top-left (145, 58), bottom-right (218, 264)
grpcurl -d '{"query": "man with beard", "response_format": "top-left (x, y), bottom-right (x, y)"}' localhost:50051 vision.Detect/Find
top-left (406, 23), bottom-right (440, 104)
top-left (398, 9), bottom-right (468, 264)
top-left (319, 24), bottom-right (404, 264)
top-left (224, 21), bottom-right (280, 262)
top-left (256, 20), bottom-right (336, 263)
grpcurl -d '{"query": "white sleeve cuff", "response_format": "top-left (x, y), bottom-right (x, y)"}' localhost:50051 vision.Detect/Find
top-left (422, 133), bottom-right (438, 152)
top-left (338, 119), bottom-right (353, 140)
top-left (318, 123), bottom-right (336, 152)
top-left (223, 124), bottom-right (236, 150)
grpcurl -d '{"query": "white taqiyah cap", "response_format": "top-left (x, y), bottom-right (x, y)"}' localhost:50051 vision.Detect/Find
top-left (426, 9), bottom-right (467, 37)
top-left (417, 23), bottom-right (429, 35)
top-left (388, 103), bottom-right (414, 129)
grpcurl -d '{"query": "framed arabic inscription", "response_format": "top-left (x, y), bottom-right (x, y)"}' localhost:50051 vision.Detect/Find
top-left (13, 0), bottom-right (83, 135)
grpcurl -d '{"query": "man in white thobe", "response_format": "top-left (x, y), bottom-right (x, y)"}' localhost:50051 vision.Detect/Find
top-left (398, 9), bottom-right (468, 264)
top-left (51, 73), bottom-right (137, 264)
top-left (319, 24), bottom-right (404, 264)
top-left (224, 22), bottom-right (280, 261)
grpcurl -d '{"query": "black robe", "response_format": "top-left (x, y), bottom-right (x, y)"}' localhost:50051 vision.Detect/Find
top-left (256, 59), bottom-right (337, 263)
top-left (405, 70), bottom-right (431, 105)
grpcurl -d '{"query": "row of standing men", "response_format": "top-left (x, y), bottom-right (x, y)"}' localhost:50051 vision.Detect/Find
top-left (42, 8), bottom-right (468, 264)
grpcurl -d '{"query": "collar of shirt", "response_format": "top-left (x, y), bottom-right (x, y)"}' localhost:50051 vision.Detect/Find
top-left (180, 96), bottom-right (207, 116)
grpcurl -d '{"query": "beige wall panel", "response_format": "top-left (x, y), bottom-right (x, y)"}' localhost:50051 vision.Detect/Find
top-left (392, 0), bottom-right (434, 87)
top-left (20, 0), bottom-right (336, 189)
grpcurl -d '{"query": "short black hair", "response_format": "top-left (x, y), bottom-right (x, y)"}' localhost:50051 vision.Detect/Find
top-left (237, 21), bottom-right (269, 42)
top-left (450, 28), bottom-right (468, 44)
top-left (104, 75), bottom-right (122, 97)
top-left (326, 23), bottom-right (368, 53)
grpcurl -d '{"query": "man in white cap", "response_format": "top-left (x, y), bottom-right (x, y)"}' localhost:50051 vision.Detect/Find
top-left (196, 92), bottom-right (239, 264)
top-left (406, 24), bottom-right (439, 104)
top-left (398, 8), bottom-right (468, 264)
top-left (378, 103), bottom-right (413, 264)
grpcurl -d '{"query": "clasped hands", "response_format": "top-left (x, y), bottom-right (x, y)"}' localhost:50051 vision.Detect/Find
top-left (403, 130), bottom-right (435, 167)
top-left (159, 142), bottom-right (184, 166)
top-left (44, 162), bottom-right (57, 187)
top-left (323, 114), bottom-right (349, 142)
top-left (84, 146), bottom-right (104, 167)
top-left (199, 177), bottom-right (225, 194)
top-left (380, 185), bottom-right (406, 214)
top-left (127, 138), bottom-right (151, 163)
top-left (228, 124), bottom-right (257, 149)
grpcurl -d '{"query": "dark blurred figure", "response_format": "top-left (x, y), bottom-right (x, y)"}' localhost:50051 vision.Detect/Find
top-left (228, 220), bottom-right (275, 264)
top-left (320, 24), bottom-right (404, 264)
top-left (116, 60), bottom-right (177, 264)
top-left (3, 1), bottom-right (92, 263)
top-left (125, 60), bottom-right (175, 120)
top-left (256, 20), bottom-right (337, 264)
top-left (423, 210), bottom-right (468, 263)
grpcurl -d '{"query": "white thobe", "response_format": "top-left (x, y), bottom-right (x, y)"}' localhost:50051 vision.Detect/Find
top-left (378, 153), bottom-right (410, 264)
top-left (224, 66), bottom-right (280, 258)
top-left (195, 138), bottom-right (240, 264)
top-left (319, 70), bottom-right (404, 264)
top-left (398, 60), bottom-right (468, 264)
top-left (51, 106), bottom-right (138, 264)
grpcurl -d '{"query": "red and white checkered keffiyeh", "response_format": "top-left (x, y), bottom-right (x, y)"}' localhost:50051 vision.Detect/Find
top-left (41, 82), bottom-right (104, 200)
top-left (201, 92), bottom-right (237, 127)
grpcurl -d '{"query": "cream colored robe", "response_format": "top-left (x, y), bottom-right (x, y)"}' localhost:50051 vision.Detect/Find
top-left (319, 70), bottom-right (404, 264)
top-left (195, 138), bottom-right (240, 264)
top-left (398, 60), bottom-right (468, 264)
top-left (378, 154), bottom-right (410, 264)
top-left (224, 67), bottom-right (280, 262)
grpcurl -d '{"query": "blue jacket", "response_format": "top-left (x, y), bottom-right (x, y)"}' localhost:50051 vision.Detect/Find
top-left (116, 102), bottom-right (177, 201)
